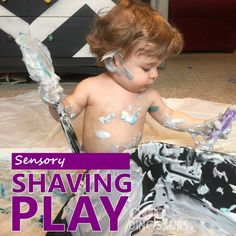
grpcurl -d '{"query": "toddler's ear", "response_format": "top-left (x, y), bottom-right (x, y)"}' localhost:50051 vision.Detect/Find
top-left (100, 51), bottom-right (119, 73)
top-left (113, 52), bottom-right (123, 68)
top-left (101, 51), bottom-right (134, 80)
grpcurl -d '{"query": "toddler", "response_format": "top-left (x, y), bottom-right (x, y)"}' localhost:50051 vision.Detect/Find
top-left (50, 0), bottom-right (224, 152)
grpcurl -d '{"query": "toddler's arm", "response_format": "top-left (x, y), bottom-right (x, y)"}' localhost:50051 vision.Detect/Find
top-left (148, 90), bottom-right (229, 138)
top-left (48, 79), bottom-right (90, 121)
top-left (64, 80), bottom-right (90, 119)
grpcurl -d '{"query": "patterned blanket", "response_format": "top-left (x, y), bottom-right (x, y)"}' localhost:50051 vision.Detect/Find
top-left (60, 141), bottom-right (236, 236)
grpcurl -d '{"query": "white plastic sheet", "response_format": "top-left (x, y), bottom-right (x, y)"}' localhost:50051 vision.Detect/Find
top-left (0, 90), bottom-right (235, 236)
top-left (0, 90), bottom-right (235, 154)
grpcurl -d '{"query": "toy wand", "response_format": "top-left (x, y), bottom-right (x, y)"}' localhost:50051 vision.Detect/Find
top-left (15, 33), bottom-right (81, 153)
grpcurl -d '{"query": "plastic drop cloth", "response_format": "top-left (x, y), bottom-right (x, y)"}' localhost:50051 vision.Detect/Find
top-left (1, 89), bottom-right (235, 154)
top-left (0, 90), bottom-right (236, 236)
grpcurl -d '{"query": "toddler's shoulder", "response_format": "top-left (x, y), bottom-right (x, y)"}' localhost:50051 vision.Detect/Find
top-left (79, 74), bottom-right (108, 86)
top-left (145, 87), bottom-right (162, 100)
top-left (73, 74), bottom-right (104, 91)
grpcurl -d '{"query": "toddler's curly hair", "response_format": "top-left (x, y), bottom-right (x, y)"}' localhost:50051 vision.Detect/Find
top-left (87, 0), bottom-right (183, 66)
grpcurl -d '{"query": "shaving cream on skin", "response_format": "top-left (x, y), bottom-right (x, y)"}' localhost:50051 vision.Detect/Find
top-left (99, 113), bottom-right (116, 124)
top-left (121, 111), bottom-right (138, 125)
top-left (113, 132), bottom-right (142, 153)
top-left (94, 130), bottom-right (111, 139)
top-left (163, 114), bottom-right (186, 130)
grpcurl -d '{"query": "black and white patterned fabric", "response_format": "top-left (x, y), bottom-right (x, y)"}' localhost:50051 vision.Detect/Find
top-left (50, 141), bottom-right (236, 236)
top-left (127, 141), bottom-right (236, 235)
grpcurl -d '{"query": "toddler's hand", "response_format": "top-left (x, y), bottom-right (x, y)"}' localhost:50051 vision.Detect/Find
top-left (204, 117), bottom-right (232, 139)
top-left (188, 118), bottom-right (221, 137)
top-left (193, 108), bottom-right (236, 150)
top-left (205, 108), bottom-right (236, 140)
top-left (204, 117), bottom-right (223, 137)
top-left (39, 80), bottom-right (64, 106)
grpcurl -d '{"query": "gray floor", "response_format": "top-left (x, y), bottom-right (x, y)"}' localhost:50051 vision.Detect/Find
top-left (156, 53), bottom-right (236, 104)
top-left (0, 53), bottom-right (236, 104)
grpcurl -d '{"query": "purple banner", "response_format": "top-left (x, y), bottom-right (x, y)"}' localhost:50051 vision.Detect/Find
top-left (12, 153), bottom-right (130, 170)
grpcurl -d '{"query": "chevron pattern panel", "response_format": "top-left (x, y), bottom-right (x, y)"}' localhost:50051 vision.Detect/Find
top-left (0, 0), bottom-right (117, 73)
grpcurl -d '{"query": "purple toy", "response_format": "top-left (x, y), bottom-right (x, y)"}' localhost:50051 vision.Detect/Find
top-left (200, 107), bottom-right (236, 149)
